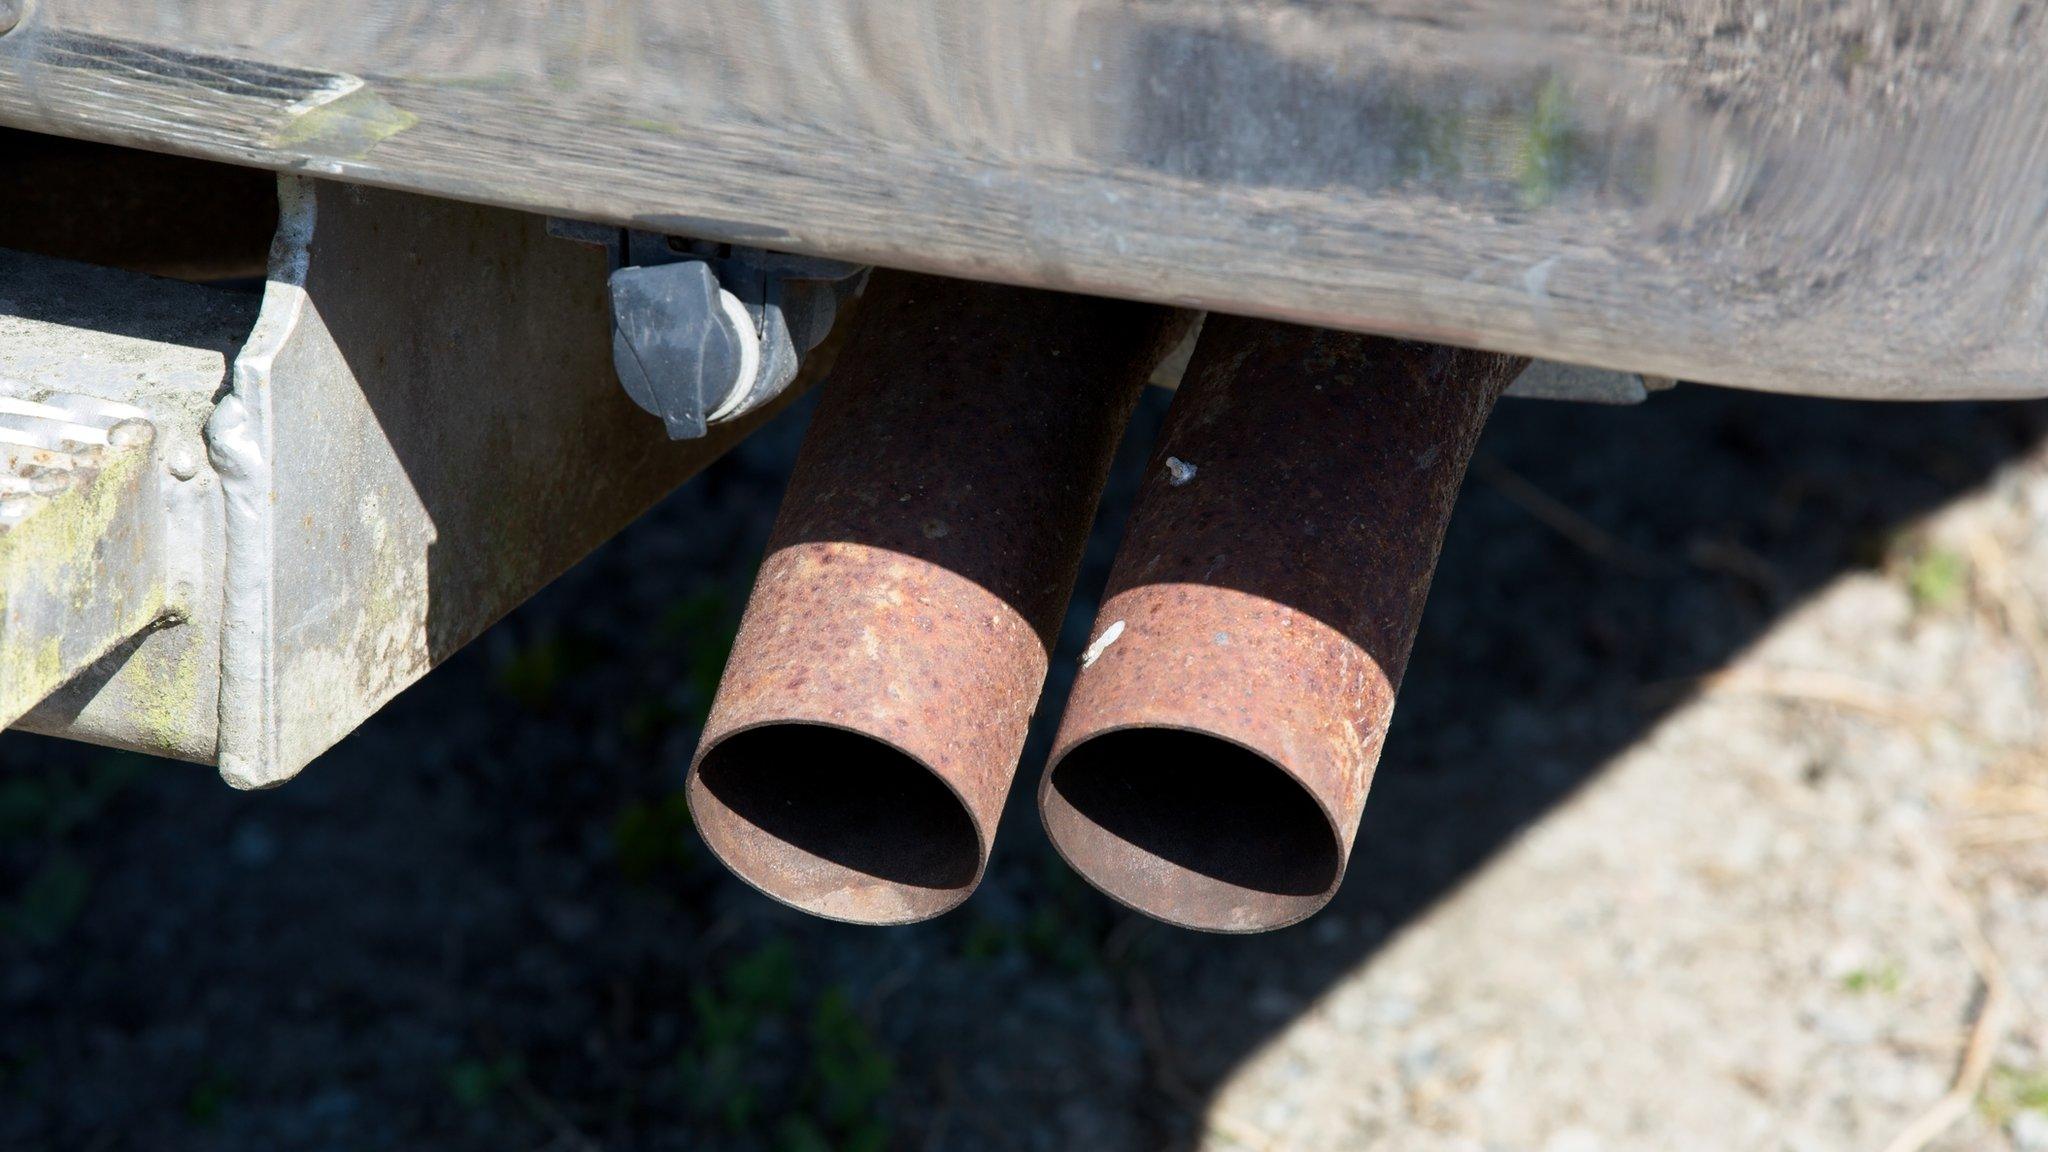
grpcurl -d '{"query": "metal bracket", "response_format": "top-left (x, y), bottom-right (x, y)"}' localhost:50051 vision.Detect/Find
top-left (1504, 362), bottom-right (1678, 405)
top-left (0, 248), bottom-right (246, 761)
top-left (3, 183), bottom-right (820, 784)
top-left (549, 219), bottom-right (867, 440)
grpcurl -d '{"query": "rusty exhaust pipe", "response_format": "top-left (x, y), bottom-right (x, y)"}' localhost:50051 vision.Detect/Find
top-left (686, 271), bottom-right (1187, 925)
top-left (1039, 317), bottom-right (1527, 932)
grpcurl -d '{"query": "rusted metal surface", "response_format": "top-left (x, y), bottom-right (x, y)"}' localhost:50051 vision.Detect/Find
top-left (689, 271), bottom-right (1187, 925)
top-left (1039, 317), bottom-right (1525, 933)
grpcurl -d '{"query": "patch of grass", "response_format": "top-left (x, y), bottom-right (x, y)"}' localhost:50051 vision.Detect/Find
top-left (804, 989), bottom-right (893, 1149)
top-left (1905, 546), bottom-right (1970, 611)
top-left (683, 939), bottom-right (799, 1131)
top-left (613, 792), bottom-right (697, 884)
top-left (1840, 961), bottom-right (1903, 995)
top-left (446, 1056), bottom-right (523, 1110)
top-left (726, 940), bottom-right (799, 1013)
top-left (677, 944), bottom-right (894, 1147)
top-left (1981, 1065), bottom-right (2048, 1123)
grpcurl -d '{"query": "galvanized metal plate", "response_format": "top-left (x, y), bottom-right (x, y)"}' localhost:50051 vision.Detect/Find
top-left (0, 392), bottom-right (164, 729)
top-left (0, 250), bottom-right (252, 758)
top-left (205, 177), bottom-right (813, 786)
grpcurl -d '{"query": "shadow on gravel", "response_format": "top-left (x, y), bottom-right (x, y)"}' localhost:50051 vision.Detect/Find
top-left (2, 377), bottom-right (2044, 1151)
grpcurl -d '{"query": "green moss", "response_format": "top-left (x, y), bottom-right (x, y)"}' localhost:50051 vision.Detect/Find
top-left (1514, 77), bottom-right (1580, 208)
top-left (2, 447), bottom-right (162, 722)
top-left (269, 88), bottom-right (418, 156)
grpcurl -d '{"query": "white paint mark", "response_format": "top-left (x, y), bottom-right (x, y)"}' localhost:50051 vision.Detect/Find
top-left (1081, 620), bottom-right (1125, 668)
top-left (284, 74), bottom-right (366, 117)
top-left (1523, 257), bottom-right (1559, 299)
top-left (1165, 456), bottom-right (1198, 486)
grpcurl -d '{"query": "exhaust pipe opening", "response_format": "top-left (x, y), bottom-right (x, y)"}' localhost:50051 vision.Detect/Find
top-left (1037, 317), bottom-right (1529, 933)
top-left (1042, 728), bottom-right (1340, 931)
top-left (685, 271), bottom-right (1193, 925)
top-left (691, 723), bottom-right (983, 918)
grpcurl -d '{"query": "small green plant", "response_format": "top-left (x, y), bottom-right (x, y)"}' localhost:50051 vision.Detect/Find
top-left (683, 939), bottom-right (800, 1131)
top-left (447, 1056), bottom-right (523, 1110)
top-left (613, 792), bottom-right (698, 884)
top-left (678, 945), bottom-right (896, 1148)
top-left (1840, 962), bottom-right (1903, 995)
top-left (802, 989), bottom-right (894, 1152)
top-left (1905, 546), bottom-right (1970, 611)
top-left (1981, 1065), bottom-right (2048, 1123)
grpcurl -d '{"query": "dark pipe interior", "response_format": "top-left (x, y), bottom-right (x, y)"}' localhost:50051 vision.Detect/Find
top-left (694, 724), bottom-right (982, 894)
top-left (1048, 729), bottom-right (1341, 901)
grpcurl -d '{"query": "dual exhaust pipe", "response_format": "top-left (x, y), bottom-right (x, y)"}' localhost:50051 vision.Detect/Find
top-left (687, 272), bottom-right (1525, 932)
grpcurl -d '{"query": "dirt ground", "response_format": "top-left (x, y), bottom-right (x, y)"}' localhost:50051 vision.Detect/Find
top-left (3, 376), bottom-right (2046, 1152)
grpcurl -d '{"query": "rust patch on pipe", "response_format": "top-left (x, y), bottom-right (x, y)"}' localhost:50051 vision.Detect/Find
top-left (1039, 317), bottom-right (1526, 933)
top-left (687, 270), bottom-right (1188, 925)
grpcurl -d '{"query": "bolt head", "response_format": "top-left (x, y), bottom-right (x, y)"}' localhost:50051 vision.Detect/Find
top-left (165, 446), bottom-right (203, 481)
top-left (0, 1), bottom-right (24, 37)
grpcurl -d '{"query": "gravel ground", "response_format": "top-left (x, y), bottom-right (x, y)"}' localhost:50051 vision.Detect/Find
top-left (3, 373), bottom-right (2046, 1152)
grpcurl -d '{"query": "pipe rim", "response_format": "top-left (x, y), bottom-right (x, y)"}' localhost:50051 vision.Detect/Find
top-left (687, 718), bottom-right (993, 927)
top-left (1038, 722), bottom-right (1350, 934)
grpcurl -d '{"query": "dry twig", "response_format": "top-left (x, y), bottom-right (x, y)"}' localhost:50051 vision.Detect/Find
top-left (1877, 822), bottom-right (2010, 1152)
top-left (1469, 454), bottom-right (1665, 577)
top-left (1644, 666), bottom-right (1943, 730)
